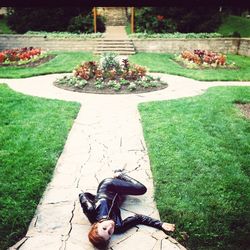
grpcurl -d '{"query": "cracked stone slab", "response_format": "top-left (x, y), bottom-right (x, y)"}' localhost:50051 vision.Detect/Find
top-left (162, 238), bottom-right (183, 250)
top-left (48, 172), bottom-right (77, 188)
top-left (11, 234), bottom-right (63, 250)
top-left (41, 187), bottom-right (78, 204)
top-left (121, 198), bottom-right (156, 216)
top-left (26, 203), bottom-right (74, 235)
top-left (111, 231), bottom-right (157, 250)
top-left (110, 227), bottom-right (138, 247)
top-left (63, 224), bottom-right (93, 250)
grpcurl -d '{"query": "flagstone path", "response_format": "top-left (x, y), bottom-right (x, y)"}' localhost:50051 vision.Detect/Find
top-left (104, 26), bottom-right (128, 40)
top-left (2, 73), bottom-right (250, 250)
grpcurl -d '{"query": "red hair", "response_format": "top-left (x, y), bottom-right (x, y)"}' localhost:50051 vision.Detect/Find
top-left (88, 222), bottom-right (109, 249)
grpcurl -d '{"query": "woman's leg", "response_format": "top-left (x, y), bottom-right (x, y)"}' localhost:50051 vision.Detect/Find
top-left (96, 174), bottom-right (146, 198)
top-left (110, 174), bottom-right (147, 195)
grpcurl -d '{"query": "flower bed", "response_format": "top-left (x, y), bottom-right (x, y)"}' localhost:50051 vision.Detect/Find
top-left (174, 49), bottom-right (237, 69)
top-left (54, 53), bottom-right (167, 94)
top-left (0, 47), bottom-right (53, 67)
top-left (0, 47), bottom-right (40, 62)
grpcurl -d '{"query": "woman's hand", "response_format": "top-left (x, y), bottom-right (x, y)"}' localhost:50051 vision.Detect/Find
top-left (162, 222), bottom-right (175, 232)
top-left (113, 169), bottom-right (125, 178)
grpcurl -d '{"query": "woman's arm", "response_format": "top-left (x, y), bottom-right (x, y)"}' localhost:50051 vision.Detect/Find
top-left (79, 192), bottom-right (96, 224)
top-left (114, 214), bottom-right (163, 234)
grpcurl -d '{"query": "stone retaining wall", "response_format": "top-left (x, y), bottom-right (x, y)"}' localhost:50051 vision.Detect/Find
top-left (0, 35), bottom-right (249, 56)
top-left (237, 39), bottom-right (250, 56)
top-left (0, 35), bottom-right (97, 51)
top-left (132, 38), bottom-right (249, 56)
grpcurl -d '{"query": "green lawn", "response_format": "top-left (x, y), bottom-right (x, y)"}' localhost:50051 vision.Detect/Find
top-left (139, 87), bottom-right (250, 249)
top-left (0, 51), bottom-right (249, 82)
top-left (0, 84), bottom-right (80, 249)
top-left (0, 17), bottom-right (14, 34)
top-left (0, 51), bottom-right (95, 78)
top-left (125, 22), bottom-right (132, 35)
top-left (129, 53), bottom-right (250, 81)
top-left (217, 15), bottom-right (250, 37)
top-left (0, 47), bottom-right (248, 83)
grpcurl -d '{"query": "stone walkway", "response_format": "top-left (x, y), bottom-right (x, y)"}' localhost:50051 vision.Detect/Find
top-left (104, 26), bottom-right (128, 40)
top-left (2, 74), bottom-right (250, 250)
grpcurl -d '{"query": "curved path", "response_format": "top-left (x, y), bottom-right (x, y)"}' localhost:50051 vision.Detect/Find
top-left (2, 74), bottom-right (250, 250)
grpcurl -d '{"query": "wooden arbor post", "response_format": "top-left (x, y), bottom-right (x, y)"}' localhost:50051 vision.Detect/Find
top-left (93, 7), bottom-right (97, 33)
top-left (131, 7), bottom-right (134, 33)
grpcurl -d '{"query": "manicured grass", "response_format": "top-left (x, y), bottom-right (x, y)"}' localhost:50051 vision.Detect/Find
top-left (0, 51), bottom-right (95, 78)
top-left (139, 87), bottom-right (250, 249)
top-left (129, 53), bottom-right (250, 81)
top-left (1, 51), bottom-right (249, 81)
top-left (0, 84), bottom-right (80, 249)
top-left (125, 23), bottom-right (132, 35)
top-left (217, 15), bottom-right (250, 37)
top-left (0, 17), bottom-right (14, 34)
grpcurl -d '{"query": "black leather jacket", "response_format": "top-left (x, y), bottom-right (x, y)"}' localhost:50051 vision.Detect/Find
top-left (79, 174), bottom-right (164, 234)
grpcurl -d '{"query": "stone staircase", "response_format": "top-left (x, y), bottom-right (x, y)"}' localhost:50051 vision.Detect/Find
top-left (95, 26), bottom-right (136, 55)
top-left (100, 7), bottom-right (128, 26)
top-left (95, 39), bottom-right (136, 55)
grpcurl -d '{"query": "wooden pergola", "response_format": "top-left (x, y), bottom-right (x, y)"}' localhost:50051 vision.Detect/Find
top-left (93, 7), bottom-right (135, 33)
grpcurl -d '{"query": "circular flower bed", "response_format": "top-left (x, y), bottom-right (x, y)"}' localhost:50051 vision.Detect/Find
top-left (54, 52), bottom-right (168, 94)
top-left (174, 49), bottom-right (237, 69)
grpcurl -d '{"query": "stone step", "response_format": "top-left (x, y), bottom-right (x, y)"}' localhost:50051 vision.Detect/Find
top-left (96, 49), bottom-right (135, 53)
top-left (96, 43), bottom-right (134, 47)
top-left (97, 44), bottom-right (134, 48)
top-left (97, 40), bottom-right (134, 43)
top-left (95, 51), bottom-right (136, 55)
top-left (98, 43), bottom-right (134, 46)
top-left (97, 47), bottom-right (135, 51)
top-left (95, 38), bottom-right (136, 55)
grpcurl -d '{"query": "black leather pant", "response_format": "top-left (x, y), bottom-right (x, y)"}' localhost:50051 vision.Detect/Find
top-left (95, 175), bottom-right (147, 201)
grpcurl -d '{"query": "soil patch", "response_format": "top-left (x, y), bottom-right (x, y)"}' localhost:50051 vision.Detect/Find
top-left (0, 55), bottom-right (56, 68)
top-left (54, 81), bottom-right (168, 95)
top-left (236, 103), bottom-right (250, 119)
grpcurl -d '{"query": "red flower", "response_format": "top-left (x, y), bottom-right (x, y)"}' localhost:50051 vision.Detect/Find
top-left (157, 15), bottom-right (164, 21)
top-left (0, 52), bottom-right (5, 63)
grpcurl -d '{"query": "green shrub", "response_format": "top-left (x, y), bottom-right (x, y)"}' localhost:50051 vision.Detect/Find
top-left (135, 7), bottom-right (176, 33)
top-left (229, 31), bottom-right (241, 37)
top-left (7, 7), bottom-right (92, 33)
top-left (67, 13), bottom-right (105, 33)
top-left (100, 52), bottom-right (121, 72)
top-left (134, 7), bottom-right (222, 33)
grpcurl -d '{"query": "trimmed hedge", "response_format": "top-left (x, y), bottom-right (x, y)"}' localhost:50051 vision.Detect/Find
top-left (129, 32), bottom-right (223, 39)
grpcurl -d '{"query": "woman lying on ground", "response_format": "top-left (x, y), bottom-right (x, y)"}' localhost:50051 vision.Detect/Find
top-left (79, 170), bottom-right (175, 249)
